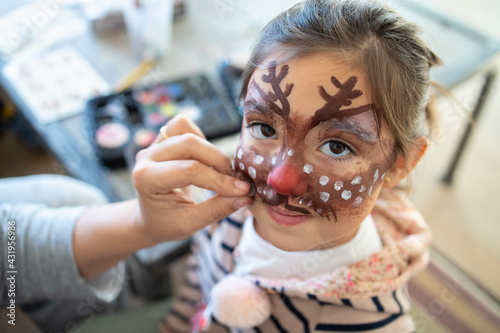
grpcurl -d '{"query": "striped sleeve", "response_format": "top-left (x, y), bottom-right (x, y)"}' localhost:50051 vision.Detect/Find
top-left (160, 254), bottom-right (202, 333)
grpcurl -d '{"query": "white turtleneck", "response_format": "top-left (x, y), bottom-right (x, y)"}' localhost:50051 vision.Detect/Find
top-left (233, 214), bottom-right (382, 279)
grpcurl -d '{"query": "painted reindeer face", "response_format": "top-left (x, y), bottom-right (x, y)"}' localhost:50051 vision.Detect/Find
top-left (234, 54), bottom-right (396, 251)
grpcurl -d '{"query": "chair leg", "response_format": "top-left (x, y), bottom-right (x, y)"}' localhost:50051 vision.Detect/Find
top-left (442, 70), bottom-right (498, 185)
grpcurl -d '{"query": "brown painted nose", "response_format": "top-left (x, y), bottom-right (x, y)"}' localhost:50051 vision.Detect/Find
top-left (267, 164), bottom-right (307, 197)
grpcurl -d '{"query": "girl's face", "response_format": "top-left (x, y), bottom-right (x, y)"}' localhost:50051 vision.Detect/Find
top-left (235, 54), bottom-right (396, 251)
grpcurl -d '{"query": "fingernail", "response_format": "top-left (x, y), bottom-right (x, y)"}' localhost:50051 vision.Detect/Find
top-left (234, 197), bottom-right (252, 209)
top-left (247, 182), bottom-right (256, 197)
top-left (235, 180), bottom-right (250, 192)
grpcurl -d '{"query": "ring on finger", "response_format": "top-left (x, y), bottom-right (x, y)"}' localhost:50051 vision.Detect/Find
top-left (160, 125), bottom-right (169, 141)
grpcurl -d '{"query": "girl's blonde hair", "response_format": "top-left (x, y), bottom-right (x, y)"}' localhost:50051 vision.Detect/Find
top-left (240, 0), bottom-right (441, 167)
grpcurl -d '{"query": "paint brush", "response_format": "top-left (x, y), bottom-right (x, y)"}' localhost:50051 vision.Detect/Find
top-left (114, 58), bottom-right (154, 92)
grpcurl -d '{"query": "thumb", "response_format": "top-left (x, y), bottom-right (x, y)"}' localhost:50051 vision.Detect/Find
top-left (187, 195), bottom-right (253, 230)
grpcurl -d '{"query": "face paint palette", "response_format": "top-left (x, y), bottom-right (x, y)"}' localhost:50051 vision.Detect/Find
top-left (85, 73), bottom-right (242, 169)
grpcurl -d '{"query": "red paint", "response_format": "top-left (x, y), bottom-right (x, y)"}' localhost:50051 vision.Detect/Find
top-left (267, 164), bottom-right (307, 196)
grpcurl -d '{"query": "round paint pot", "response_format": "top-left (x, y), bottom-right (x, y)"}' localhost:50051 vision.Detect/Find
top-left (95, 122), bottom-right (131, 161)
top-left (123, 127), bottom-right (157, 169)
top-left (133, 128), bottom-right (156, 149)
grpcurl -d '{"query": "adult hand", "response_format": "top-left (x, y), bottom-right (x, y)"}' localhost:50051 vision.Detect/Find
top-left (74, 115), bottom-right (252, 280)
top-left (132, 115), bottom-right (253, 243)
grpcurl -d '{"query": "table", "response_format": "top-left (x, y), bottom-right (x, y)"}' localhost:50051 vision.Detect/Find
top-left (0, 1), bottom-right (259, 201)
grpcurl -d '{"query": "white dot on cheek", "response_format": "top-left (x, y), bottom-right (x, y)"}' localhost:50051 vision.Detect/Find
top-left (237, 149), bottom-right (243, 159)
top-left (373, 169), bottom-right (379, 183)
top-left (334, 181), bottom-right (343, 191)
top-left (248, 166), bottom-right (257, 179)
top-left (351, 176), bottom-right (362, 185)
top-left (320, 192), bottom-right (330, 202)
top-left (368, 186), bottom-right (373, 196)
top-left (319, 176), bottom-right (329, 186)
top-left (288, 149), bottom-right (294, 156)
top-left (353, 196), bottom-right (363, 207)
top-left (341, 190), bottom-right (352, 200)
top-left (239, 162), bottom-right (245, 171)
top-left (253, 155), bottom-right (264, 165)
top-left (303, 163), bottom-right (314, 174)
top-left (271, 156), bottom-right (277, 165)
top-left (359, 185), bottom-right (365, 193)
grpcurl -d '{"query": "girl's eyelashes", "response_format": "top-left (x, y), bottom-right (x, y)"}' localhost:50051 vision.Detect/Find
top-left (247, 122), bottom-right (278, 139)
top-left (319, 140), bottom-right (354, 159)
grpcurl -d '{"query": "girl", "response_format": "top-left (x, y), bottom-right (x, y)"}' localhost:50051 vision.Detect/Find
top-left (161, 0), bottom-right (439, 331)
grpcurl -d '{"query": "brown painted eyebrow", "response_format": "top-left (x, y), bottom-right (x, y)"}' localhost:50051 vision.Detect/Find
top-left (325, 118), bottom-right (379, 144)
top-left (243, 99), bottom-right (278, 119)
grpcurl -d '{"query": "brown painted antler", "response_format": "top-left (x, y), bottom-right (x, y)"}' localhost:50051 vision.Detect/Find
top-left (251, 61), bottom-right (294, 117)
top-left (313, 76), bottom-right (374, 124)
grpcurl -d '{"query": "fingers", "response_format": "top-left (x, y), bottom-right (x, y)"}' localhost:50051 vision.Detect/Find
top-left (154, 115), bottom-right (205, 143)
top-left (185, 195), bottom-right (253, 231)
top-left (137, 159), bottom-right (251, 197)
top-left (148, 115), bottom-right (233, 175)
top-left (152, 134), bottom-right (234, 175)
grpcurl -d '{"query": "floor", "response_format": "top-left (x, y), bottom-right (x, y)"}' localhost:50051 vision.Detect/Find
top-left (408, 0), bottom-right (500, 301)
top-left (0, 0), bottom-right (499, 330)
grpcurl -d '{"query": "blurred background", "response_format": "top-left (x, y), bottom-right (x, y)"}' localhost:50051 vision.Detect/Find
top-left (0, 0), bottom-right (499, 332)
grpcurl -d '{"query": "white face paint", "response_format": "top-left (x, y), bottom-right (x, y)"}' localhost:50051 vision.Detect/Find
top-left (248, 166), bottom-right (257, 179)
top-left (253, 155), bottom-right (264, 165)
top-left (239, 162), bottom-right (245, 171)
top-left (351, 176), bottom-right (362, 185)
top-left (303, 163), bottom-right (314, 174)
top-left (237, 149), bottom-right (243, 159)
top-left (334, 180), bottom-right (343, 191)
top-left (373, 169), bottom-right (379, 183)
top-left (341, 190), bottom-right (352, 200)
top-left (368, 185), bottom-right (373, 196)
top-left (319, 175), bottom-right (329, 186)
top-left (353, 196), bottom-right (363, 207)
top-left (287, 149), bottom-right (294, 156)
top-left (320, 192), bottom-right (330, 203)
top-left (359, 185), bottom-right (365, 193)
top-left (271, 156), bottom-right (277, 165)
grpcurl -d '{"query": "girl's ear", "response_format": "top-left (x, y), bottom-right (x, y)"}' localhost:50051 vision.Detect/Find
top-left (383, 136), bottom-right (428, 188)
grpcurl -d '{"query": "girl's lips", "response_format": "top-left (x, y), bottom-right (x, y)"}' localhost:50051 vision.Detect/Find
top-left (265, 204), bottom-right (312, 226)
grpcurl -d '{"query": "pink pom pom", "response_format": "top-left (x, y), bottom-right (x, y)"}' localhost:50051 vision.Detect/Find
top-left (211, 275), bottom-right (272, 328)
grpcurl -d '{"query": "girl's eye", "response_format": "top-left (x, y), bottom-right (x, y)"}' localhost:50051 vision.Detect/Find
top-left (319, 140), bottom-right (352, 158)
top-left (249, 123), bottom-right (277, 139)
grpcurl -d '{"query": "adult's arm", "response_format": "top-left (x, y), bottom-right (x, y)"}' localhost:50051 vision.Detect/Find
top-left (0, 203), bottom-right (124, 306)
